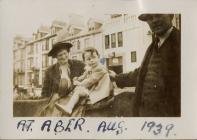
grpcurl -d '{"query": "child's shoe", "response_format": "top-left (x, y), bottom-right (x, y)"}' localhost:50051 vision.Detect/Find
top-left (55, 103), bottom-right (72, 116)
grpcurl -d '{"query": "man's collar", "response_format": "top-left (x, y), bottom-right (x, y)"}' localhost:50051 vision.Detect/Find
top-left (157, 26), bottom-right (174, 47)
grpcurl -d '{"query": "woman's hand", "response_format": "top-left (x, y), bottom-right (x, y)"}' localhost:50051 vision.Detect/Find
top-left (73, 77), bottom-right (78, 81)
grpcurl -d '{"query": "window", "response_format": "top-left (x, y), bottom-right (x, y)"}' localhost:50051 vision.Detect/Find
top-left (35, 57), bottom-right (38, 68)
top-left (35, 34), bottom-right (38, 40)
top-left (51, 27), bottom-right (55, 34)
top-left (54, 28), bottom-right (58, 33)
top-left (77, 40), bottom-right (80, 50)
top-left (21, 61), bottom-right (25, 71)
top-left (36, 44), bottom-right (39, 53)
top-left (42, 55), bottom-right (46, 68)
top-left (27, 58), bottom-right (33, 69)
top-left (14, 64), bottom-right (17, 72)
top-left (13, 52), bottom-right (16, 60)
top-left (28, 45), bottom-right (34, 55)
top-left (52, 58), bottom-right (57, 64)
top-left (111, 14), bottom-right (122, 19)
top-left (42, 70), bottom-right (46, 84)
top-left (42, 55), bottom-right (48, 68)
top-left (40, 33), bottom-right (46, 38)
top-left (34, 71), bottom-right (39, 87)
top-left (27, 73), bottom-right (33, 85)
top-left (118, 32), bottom-right (123, 47)
top-left (72, 56), bottom-right (77, 59)
top-left (84, 38), bottom-right (90, 47)
top-left (131, 51), bottom-right (137, 62)
top-left (111, 33), bottom-right (116, 48)
top-left (105, 35), bottom-right (110, 49)
top-left (23, 49), bottom-right (26, 59)
top-left (51, 39), bottom-right (55, 47)
top-left (20, 49), bottom-right (24, 59)
top-left (42, 42), bottom-right (45, 51)
top-left (42, 40), bottom-right (49, 51)
top-left (54, 27), bottom-right (61, 33)
top-left (46, 40), bottom-right (49, 50)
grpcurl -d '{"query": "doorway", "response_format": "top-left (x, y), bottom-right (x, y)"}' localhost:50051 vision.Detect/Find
top-left (108, 65), bottom-right (123, 74)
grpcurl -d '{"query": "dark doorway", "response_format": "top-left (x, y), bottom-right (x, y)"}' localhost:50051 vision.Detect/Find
top-left (108, 65), bottom-right (123, 74)
top-left (106, 57), bottom-right (123, 74)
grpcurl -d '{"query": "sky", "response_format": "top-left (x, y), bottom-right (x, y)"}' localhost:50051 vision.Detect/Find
top-left (0, 0), bottom-right (136, 44)
top-left (0, 0), bottom-right (97, 39)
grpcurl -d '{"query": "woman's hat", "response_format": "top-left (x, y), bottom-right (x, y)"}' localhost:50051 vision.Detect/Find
top-left (48, 42), bottom-right (73, 58)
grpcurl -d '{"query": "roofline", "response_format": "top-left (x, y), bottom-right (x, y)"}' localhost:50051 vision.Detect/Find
top-left (25, 27), bottom-right (102, 45)
top-left (62, 28), bottom-right (102, 42)
top-left (26, 34), bottom-right (57, 45)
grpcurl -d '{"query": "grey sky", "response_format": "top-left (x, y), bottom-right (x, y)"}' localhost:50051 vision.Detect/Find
top-left (0, 0), bottom-right (135, 46)
top-left (1, 0), bottom-right (99, 38)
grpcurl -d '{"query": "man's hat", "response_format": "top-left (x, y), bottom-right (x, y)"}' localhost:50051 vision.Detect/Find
top-left (138, 14), bottom-right (152, 21)
top-left (48, 42), bottom-right (73, 58)
top-left (138, 14), bottom-right (174, 21)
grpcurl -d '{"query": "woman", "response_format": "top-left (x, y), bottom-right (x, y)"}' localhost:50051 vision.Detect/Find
top-left (40, 42), bottom-right (85, 116)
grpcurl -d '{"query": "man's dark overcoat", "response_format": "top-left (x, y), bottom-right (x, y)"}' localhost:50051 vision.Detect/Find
top-left (115, 27), bottom-right (180, 117)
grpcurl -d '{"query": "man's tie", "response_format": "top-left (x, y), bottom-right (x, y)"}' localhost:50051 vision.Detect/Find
top-left (153, 36), bottom-right (160, 52)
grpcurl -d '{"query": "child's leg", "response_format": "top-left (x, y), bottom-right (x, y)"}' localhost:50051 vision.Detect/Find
top-left (66, 87), bottom-right (89, 112)
top-left (55, 86), bottom-right (89, 114)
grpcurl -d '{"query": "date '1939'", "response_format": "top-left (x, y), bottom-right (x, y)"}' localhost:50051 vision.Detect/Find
top-left (141, 121), bottom-right (175, 137)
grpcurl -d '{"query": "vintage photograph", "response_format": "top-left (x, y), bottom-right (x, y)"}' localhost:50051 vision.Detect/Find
top-left (13, 12), bottom-right (181, 117)
top-left (4, 0), bottom-right (197, 139)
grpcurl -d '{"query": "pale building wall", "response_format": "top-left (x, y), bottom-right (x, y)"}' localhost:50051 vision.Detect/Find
top-left (103, 15), bottom-right (151, 73)
top-left (92, 33), bottom-right (103, 58)
top-left (13, 38), bottom-right (27, 86)
top-left (24, 44), bottom-right (29, 86)
top-left (102, 14), bottom-right (180, 73)
top-left (38, 41), bottom-right (43, 86)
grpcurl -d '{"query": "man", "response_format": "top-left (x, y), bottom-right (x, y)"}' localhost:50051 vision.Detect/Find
top-left (111, 14), bottom-right (180, 117)
top-left (40, 42), bottom-right (85, 116)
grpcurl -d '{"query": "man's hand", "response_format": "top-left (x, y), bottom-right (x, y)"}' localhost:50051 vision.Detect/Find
top-left (108, 70), bottom-right (117, 80)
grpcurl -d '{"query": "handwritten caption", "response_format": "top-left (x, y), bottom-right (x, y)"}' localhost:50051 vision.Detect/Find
top-left (16, 119), bottom-right (176, 137)
top-left (141, 121), bottom-right (175, 137)
top-left (16, 118), bottom-right (127, 135)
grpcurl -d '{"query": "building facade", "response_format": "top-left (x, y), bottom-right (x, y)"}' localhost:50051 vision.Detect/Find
top-left (13, 21), bottom-right (66, 91)
top-left (13, 36), bottom-right (29, 87)
top-left (103, 14), bottom-right (151, 74)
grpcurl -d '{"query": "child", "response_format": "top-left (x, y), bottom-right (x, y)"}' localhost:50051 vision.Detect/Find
top-left (55, 47), bottom-right (111, 115)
